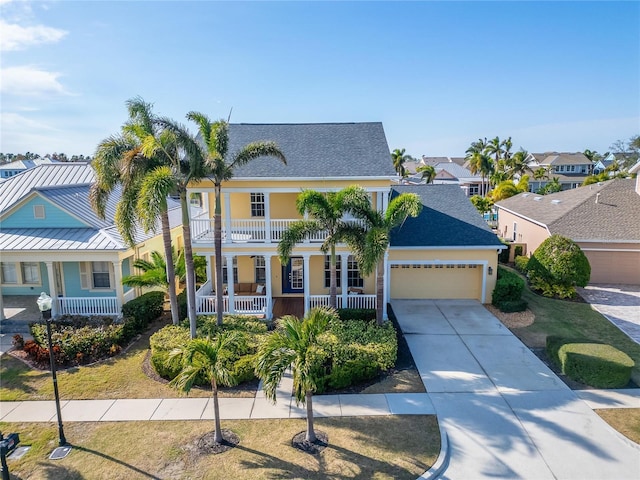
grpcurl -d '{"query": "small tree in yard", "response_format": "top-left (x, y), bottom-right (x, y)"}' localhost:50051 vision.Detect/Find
top-left (168, 332), bottom-right (241, 445)
top-left (255, 308), bottom-right (334, 447)
top-left (527, 235), bottom-right (591, 298)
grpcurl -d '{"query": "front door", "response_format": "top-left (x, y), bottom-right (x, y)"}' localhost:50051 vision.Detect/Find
top-left (282, 257), bottom-right (304, 294)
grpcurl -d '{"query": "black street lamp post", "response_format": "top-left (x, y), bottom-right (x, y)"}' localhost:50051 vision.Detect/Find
top-left (37, 293), bottom-right (67, 447)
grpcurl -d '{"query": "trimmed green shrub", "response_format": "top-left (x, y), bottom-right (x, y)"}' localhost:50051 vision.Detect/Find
top-left (514, 255), bottom-right (529, 273)
top-left (559, 343), bottom-right (634, 388)
top-left (514, 245), bottom-right (523, 257)
top-left (527, 235), bottom-right (591, 298)
top-left (336, 308), bottom-right (376, 322)
top-left (546, 336), bottom-right (591, 367)
top-left (149, 325), bottom-right (191, 379)
top-left (122, 291), bottom-right (164, 327)
top-left (492, 267), bottom-right (525, 306)
top-left (497, 299), bottom-right (528, 313)
top-left (498, 241), bottom-right (510, 263)
top-left (177, 290), bottom-right (188, 322)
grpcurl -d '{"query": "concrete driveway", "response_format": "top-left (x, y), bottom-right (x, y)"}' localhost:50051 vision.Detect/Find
top-left (391, 299), bottom-right (640, 479)
top-left (578, 284), bottom-right (640, 344)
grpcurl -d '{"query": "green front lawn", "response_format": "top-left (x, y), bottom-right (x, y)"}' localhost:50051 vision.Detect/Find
top-left (504, 278), bottom-right (640, 384)
top-left (0, 416), bottom-right (440, 479)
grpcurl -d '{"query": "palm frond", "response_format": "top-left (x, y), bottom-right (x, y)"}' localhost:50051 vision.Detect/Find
top-left (137, 166), bottom-right (175, 232)
top-left (231, 141), bottom-right (286, 169)
top-left (277, 220), bottom-right (323, 264)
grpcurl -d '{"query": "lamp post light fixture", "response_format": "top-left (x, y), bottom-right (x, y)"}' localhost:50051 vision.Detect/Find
top-left (37, 293), bottom-right (71, 459)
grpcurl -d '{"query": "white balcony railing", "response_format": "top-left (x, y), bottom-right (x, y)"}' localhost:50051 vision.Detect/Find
top-left (57, 297), bottom-right (120, 316)
top-left (196, 292), bottom-right (267, 316)
top-left (192, 218), bottom-right (364, 244)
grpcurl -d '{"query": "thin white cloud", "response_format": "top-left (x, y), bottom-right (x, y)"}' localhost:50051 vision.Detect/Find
top-left (1, 65), bottom-right (69, 96)
top-left (0, 19), bottom-right (67, 51)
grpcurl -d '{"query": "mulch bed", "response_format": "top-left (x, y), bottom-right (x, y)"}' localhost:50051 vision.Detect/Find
top-left (292, 430), bottom-right (328, 455)
top-left (195, 429), bottom-right (240, 454)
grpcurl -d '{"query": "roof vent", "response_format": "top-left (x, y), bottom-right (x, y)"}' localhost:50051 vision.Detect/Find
top-left (534, 196), bottom-right (542, 201)
top-left (551, 199), bottom-right (561, 204)
top-left (595, 192), bottom-right (601, 204)
top-left (522, 193), bottom-right (530, 197)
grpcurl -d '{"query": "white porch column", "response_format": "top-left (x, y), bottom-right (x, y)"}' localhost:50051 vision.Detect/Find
top-left (205, 255), bottom-right (213, 293)
top-left (45, 261), bottom-right (58, 317)
top-left (112, 261), bottom-right (124, 314)
top-left (383, 252), bottom-right (389, 320)
top-left (340, 253), bottom-right (349, 309)
top-left (381, 191), bottom-right (389, 213)
top-left (303, 255), bottom-right (311, 315)
top-left (376, 190), bottom-right (383, 212)
top-left (226, 255), bottom-right (235, 313)
top-left (481, 262), bottom-right (488, 304)
top-left (264, 254), bottom-right (273, 319)
top-left (264, 192), bottom-right (272, 243)
top-left (224, 192), bottom-right (232, 244)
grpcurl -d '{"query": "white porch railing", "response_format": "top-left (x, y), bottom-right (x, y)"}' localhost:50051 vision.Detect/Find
top-left (192, 218), bottom-right (365, 244)
top-left (57, 297), bottom-right (120, 316)
top-left (196, 280), bottom-right (267, 315)
top-left (309, 294), bottom-right (376, 310)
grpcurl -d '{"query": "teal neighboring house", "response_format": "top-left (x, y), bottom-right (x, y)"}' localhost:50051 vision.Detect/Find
top-left (0, 162), bottom-right (182, 318)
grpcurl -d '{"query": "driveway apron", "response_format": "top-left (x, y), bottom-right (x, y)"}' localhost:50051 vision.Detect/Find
top-left (392, 299), bottom-right (640, 480)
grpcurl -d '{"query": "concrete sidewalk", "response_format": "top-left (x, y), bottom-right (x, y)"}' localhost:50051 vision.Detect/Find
top-left (0, 392), bottom-right (437, 423)
top-left (393, 299), bottom-right (640, 480)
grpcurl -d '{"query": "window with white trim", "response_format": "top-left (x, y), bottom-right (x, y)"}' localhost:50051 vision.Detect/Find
top-left (1, 263), bottom-right (18, 284)
top-left (21, 262), bottom-right (40, 284)
top-left (324, 255), bottom-right (342, 288)
top-left (222, 257), bottom-right (238, 284)
top-left (250, 193), bottom-right (265, 217)
top-left (92, 262), bottom-right (111, 289)
top-left (347, 255), bottom-right (364, 288)
top-left (254, 256), bottom-right (266, 284)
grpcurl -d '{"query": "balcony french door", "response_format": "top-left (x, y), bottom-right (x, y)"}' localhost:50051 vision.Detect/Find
top-left (282, 257), bottom-right (304, 294)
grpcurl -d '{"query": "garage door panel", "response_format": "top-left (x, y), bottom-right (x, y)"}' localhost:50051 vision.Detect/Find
top-left (390, 265), bottom-right (482, 300)
top-left (585, 251), bottom-right (640, 284)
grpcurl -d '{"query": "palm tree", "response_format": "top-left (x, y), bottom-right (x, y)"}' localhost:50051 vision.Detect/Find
top-left (343, 189), bottom-right (422, 325)
top-left (136, 117), bottom-right (207, 338)
top-left (122, 249), bottom-right (207, 290)
top-left (278, 186), bottom-right (370, 309)
top-left (485, 136), bottom-right (504, 165)
top-left (90, 98), bottom-right (181, 325)
top-left (467, 151), bottom-right (494, 197)
top-left (506, 149), bottom-right (532, 179)
top-left (186, 114), bottom-right (286, 326)
top-left (416, 164), bottom-right (436, 184)
top-left (168, 332), bottom-right (241, 444)
top-left (391, 148), bottom-right (411, 178)
top-left (255, 308), bottom-right (334, 443)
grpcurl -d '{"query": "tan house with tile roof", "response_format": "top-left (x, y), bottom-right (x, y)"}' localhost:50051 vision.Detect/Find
top-left (495, 178), bottom-right (640, 285)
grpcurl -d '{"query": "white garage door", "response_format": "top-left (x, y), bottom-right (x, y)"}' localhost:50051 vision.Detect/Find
top-left (390, 263), bottom-right (483, 301)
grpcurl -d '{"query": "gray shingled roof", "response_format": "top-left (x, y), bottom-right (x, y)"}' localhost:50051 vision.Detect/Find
top-left (496, 178), bottom-right (640, 242)
top-left (533, 152), bottom-right (591, 166)
top-left (389, 185), bottom-right (504, 248)
top-left (227, 123), bottom-right (396, 178)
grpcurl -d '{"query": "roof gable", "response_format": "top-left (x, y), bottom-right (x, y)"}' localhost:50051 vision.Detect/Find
top-left (389, 184), bottom-right (503, 248)
top-left (226, 123), bottom-right (396, 179)
top-left (0, 192), bottom-right (90, 228)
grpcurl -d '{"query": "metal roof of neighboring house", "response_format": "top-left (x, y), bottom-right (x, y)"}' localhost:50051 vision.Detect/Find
top-left (495, 178), bottom-right (640, 242)
top-left (0, 163), bottom-right (94, 213)
top-left (0, 158), bottom-right (59, 170)
top-left (227, 123), bottom-right (396, 179)
top-left (389, 184), bottom-right (503, 248)
top-left (449, 157), bottom-right (466, 166)
top-left (0, 163), bottom-right (183, 252)
top-left (0, 228), bottom-right (122, 251)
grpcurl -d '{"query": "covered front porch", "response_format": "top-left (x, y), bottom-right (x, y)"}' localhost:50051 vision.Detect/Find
top-left (194, 251), bottom-right (379, 319)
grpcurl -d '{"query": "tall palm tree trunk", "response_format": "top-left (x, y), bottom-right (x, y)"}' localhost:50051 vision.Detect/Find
top-left (329, 246), bottom-right (337, 308)
top-left (376, 259), bottom-right (384, 326)
top-left (214, 183), bottom-right (224, 326)
top-left (305, 390), bottom-right (316, 442)
top-left (161, 211), bottom-right (179, 325)
top-left (212, 378), bottom-right (223, 443)
top-left (180, 190), bottom-right (197, 338)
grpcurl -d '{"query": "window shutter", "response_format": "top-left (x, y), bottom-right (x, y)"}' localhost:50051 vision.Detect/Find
top-left (79, 262), bottom-right (90, 289)
top-left (108, 262), bottom-right (115, 290)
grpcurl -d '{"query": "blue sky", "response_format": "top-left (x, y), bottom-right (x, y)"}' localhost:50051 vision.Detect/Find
top-left (1, 0), bottom-right (638, 158)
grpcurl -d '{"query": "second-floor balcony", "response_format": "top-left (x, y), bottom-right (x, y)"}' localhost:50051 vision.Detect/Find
top-left (191, 218), bottom-right (364, 244)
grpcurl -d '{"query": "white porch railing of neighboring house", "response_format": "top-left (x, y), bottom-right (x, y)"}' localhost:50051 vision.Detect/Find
top-left (57, 297), bottom-right (120, 316)
top-left (309, 294), bottom-right (376, 310)
top-left (123, 289), bottom-right (136, 304)
top-left (191, 218), bottom-right (364, 244)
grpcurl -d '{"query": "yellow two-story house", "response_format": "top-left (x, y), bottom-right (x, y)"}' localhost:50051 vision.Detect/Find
top-left (188, 123), bottom-right (503, 320)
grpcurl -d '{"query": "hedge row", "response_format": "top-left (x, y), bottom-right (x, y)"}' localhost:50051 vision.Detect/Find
top-left (546, 336), bottom-right (635, 388)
